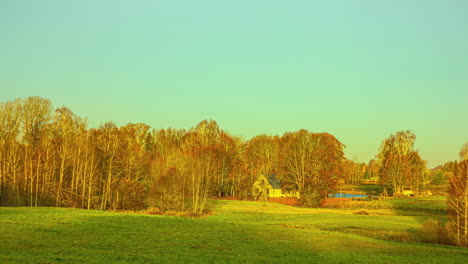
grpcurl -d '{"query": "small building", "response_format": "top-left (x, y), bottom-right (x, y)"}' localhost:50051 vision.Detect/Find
top-left (402, 189), bottom-right (414, 196)
top-left (252, 174), bottom-right (299, 200)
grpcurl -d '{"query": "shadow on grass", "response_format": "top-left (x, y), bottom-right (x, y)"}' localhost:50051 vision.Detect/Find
top-left (2, 203), bottom-right (467, 264)
top-left (0, 207), bottom-right (326, 263)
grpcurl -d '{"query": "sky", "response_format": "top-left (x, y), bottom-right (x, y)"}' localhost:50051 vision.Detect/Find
top-left (1, 0), bottom-right (467, 167)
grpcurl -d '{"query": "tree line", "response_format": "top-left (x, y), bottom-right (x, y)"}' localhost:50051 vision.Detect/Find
top-left (0, 97), bottom-right (346, 213)
top-left (0, 97), bottom-right (466, 240)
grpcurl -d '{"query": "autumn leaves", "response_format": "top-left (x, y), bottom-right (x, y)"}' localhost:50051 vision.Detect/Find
top-left (0, 97), bottom-right (348, 212)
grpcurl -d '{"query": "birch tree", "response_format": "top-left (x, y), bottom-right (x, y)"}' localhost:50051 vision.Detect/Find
top-left (96, 122), bottom-right (120, 210)
top-left (377, 131), bottom-right (425, 195)
top-left (182, 120), bottom-right (221, 214)
top-left (0, 99), bottom-right (22, 205)
top-left (447, 144), bottom-right (468, 247)
top-left (21, 97), bottom-right (52, 206)
top-left (52, 107), bottom-right (79, 206)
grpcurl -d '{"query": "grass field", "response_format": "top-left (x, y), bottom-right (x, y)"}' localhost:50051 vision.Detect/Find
top-left (1, 197), bottom-right (467, 263)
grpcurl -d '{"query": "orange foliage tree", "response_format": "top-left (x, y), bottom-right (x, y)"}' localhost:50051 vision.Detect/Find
top-left (0, 97), bottom-right (354, 214)
top-left (279, 130), bottom-right (345, 207)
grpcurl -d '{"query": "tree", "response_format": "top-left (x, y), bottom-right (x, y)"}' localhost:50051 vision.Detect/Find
top-left (226, 137), bottom-right (248, 198)
top-left (407, 152), bottom-right (427, 191)
top-left (119, 123), bottom-right (151, 181)
top-left (243, 135), bottom-right (279, 199)
top-left (447, 144), bottom-right (468, 247)
top-left (343, 159), bottom-right (366, 184)
top-left (83, 129), bottom-right (100, 209)
top-left (96, 122), bottom-right (121, 210)
top-left (182, 120), bottom-right (222, 214)
top-left (0, 99), bottom-right (22, 205)
top-left (460, 143), bottom-right (468, 161)
top-left (148, 128), bottom-right (187, 212)
top-left (366, 159), bottom-right (380, 181)
top-left (212, 132), bottom-right (238, 197)
top-left (377, 131), bottom-right (425, 195)
top-left (52, 107), bottom-right (80, 206)
top-left (21, 97), bottom-right (53, 206)
top-left (279, 130), bottom-right (344, 207)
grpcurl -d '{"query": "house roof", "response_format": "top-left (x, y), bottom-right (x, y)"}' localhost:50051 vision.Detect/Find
top-left (267, 174), bottom-right (281, 189)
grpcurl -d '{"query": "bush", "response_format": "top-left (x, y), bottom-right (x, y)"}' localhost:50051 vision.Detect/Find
top-left (353, 210), bottom-right (369, 215)
top-left (320, 198), bottom-right (391, 210)
top-left (444, 221), bottom-right (465, 246)
top-left (419, 219), bottom-right (452, 245)
top-left (346, 229), bottom-right (413, 243)
top-left (300, 190), bottom-right (322, 207)
top-left (377, 231), bottom-right (412, 243)
top-left (145, 207), bottom-right (162, 215)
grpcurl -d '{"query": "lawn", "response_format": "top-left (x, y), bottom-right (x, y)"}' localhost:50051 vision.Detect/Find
top-left (1, 197), bottom-right (467, 263)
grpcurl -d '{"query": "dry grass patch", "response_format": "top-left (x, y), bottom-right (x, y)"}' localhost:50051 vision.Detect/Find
top-left (321, 198), bottom-right (392, 210)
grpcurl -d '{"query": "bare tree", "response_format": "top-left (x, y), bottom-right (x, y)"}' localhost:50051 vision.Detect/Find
top-left (96, 122), bottom-right (121, 210)
top-left (52, 107), bottom-right (80, 206)
top-left (21, 97), bottom-right (52, 206)
top-left (182, 120), bottom-right (221, 214)
top-left (0, 99), bottom-right (22, 205)
top-left (242, 135), bottom-right (279, 199)
top-left (447, 145), bottom-right (468, 247)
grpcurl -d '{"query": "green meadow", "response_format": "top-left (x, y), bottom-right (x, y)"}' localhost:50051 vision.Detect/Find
top-left (1, 197), bottom-right (467, 263)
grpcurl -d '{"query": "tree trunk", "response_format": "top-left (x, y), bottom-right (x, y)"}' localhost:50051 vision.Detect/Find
top-left (34, 153), bottom-right (41, 206)
top-left (56, 155), bottom-right (66, 207)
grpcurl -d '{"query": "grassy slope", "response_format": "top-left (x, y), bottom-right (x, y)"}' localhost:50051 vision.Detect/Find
top-left (1, 197), bottom-right (467, 263)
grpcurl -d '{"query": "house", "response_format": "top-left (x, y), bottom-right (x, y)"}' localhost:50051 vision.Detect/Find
top-left (252, 174), bottom-right (300, 200)
top-left (401, 188), bottom-right (414, 196)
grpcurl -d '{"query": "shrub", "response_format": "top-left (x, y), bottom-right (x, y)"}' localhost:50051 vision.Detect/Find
top-left (349, 229), bottom-right (412, 243)
top-left (145, 207), bottom-right (162, 215)
top-left (353, 210), bottom-right (369, 215)
top-left (320, 198), bottom-right (390, 210)
top-left (300, 190), bottom-right (322, 207)
top-left (377, 231), bottom-right (412, 243)
top-left (444, 221), bottom-right (462, 246)
top-left (419, 219), bottom-right (452, 245)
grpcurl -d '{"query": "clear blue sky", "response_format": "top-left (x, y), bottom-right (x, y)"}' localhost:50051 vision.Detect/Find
top-left (1, 0), bottom-right (467, 167)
